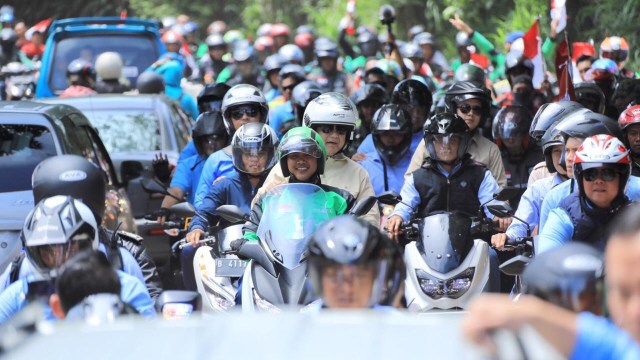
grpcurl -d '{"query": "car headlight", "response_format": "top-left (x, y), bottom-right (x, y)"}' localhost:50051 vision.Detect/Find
top-left (253, 290), bottom-right (281, 313)
top-left (416, 268), bottom-right (475, 300)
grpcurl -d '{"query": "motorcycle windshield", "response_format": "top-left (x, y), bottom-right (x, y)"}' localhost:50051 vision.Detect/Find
top-left (257, 184), bottom-right (330, 270)
top-left (416, 212), bottom-right (474, 274)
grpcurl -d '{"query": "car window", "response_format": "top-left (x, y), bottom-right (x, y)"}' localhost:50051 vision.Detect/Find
top-left (80, 125), bottom-right (119, 186)
top-left (83, 108), bottom-right (161, 152)
top-left (169, 103), bottom-right (192, 151)
top-left (0, 124), bottom-right (57, 192)
top-left (49, 33), bottom-right (159, 92)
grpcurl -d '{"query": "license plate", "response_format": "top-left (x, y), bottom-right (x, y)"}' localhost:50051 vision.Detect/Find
top-left (216, 258), bottom-right (247, 277)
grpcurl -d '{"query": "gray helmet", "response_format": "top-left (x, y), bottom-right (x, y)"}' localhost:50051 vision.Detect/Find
top-left (278, 44), bottom-right (304, 64)
top-left (303, 92), bottom-right (358, 149)
top-left (231, 123), bottom-right (279, 176)
top-left (314, 37), bottom-right (339, 59)
top-left (221, 84), bottom-right (269, 136)
top-left (136, 71), bottom-right (165, 94)
top-left (205, 33), bottom-right (226, 48)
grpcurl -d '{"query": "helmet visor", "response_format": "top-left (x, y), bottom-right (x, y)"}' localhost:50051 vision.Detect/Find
top-left (232, 145), bottom-right (276, 175)
top-left (279, 137), bottom-right (323, 159)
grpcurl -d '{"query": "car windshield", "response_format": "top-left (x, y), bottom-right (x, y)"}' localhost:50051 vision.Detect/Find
top-left (49, 34), bottom-right (159, 93)
top-left (86, 109), bottom-right (161, 153)
top-left (0, 125), bottom-right (57, 192)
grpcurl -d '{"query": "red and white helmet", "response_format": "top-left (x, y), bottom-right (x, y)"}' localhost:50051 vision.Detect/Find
top-left (600, 36), bottom-right (629, 65)
top-left (618, 105), bottom-right (640, 131)
top-left (574, 134), bottom-right (631, 198)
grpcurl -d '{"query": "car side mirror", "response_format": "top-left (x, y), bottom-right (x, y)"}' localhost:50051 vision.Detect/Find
top-left (120, 160), bottom-right (144, 186)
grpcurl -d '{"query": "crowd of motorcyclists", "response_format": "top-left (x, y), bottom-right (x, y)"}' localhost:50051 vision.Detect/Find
top-left (4, 3), bottom-right (640, 357)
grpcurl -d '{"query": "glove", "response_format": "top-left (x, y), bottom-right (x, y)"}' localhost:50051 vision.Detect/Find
top-left (152, 153), bottom-right (171, 183)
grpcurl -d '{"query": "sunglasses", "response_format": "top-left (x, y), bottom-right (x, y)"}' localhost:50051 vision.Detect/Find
top-left (282, 84), bottom-right (297, 92)
top-left (583, 168), bottom-right (620, 182)
top-left (317, 125), bottom-right (350, 135)
top-left (458, 104), bottom-right (483, 116)
top-left (230, 106), bottom-right (260, 120)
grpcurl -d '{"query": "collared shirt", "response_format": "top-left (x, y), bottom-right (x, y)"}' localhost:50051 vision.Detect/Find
top-left (392, 162), bottom-right (500, 222)
top-left (405, 132), bottom-right (507, 187)
top-left (357, 150), bottom-right (412, 195)
top-left (505, 173), bottom-right (565, 240)
top-left (170, 154), bottom-right (206, 205)
top-left (256, 153), bottom-right (380, 225)
top-left (194, 147), bottom-right (236, 208)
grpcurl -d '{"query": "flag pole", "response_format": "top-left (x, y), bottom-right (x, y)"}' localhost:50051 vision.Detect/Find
top-left (537, 16), bottom-right (546, 79)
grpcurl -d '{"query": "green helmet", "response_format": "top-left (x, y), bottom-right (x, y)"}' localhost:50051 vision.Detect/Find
top-left (278, 126), bottom-right (327, 177)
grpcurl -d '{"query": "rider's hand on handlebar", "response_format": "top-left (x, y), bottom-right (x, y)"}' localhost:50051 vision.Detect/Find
top-left (156, 207), bottom-right (169, 225)
top-left (491, 233), bottom-right (509, 251)
top-left (386, 215), bottom-right (404, 234)
top-left (494, 217), bottom-right (512, 232)
top-left (186, 229), bottom-right (204, 247)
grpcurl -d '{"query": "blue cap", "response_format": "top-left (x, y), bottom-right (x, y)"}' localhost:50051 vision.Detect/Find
top-left (505, 31), bottom-right (524, 44)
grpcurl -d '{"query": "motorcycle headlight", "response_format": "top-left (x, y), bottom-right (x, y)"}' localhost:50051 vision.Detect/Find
top-left (416, 267), bottom-right (475, 300)
top-left (416, 269), bottom-right (445, 300)
top-left (253, 290), bottom-right (281, 313)
top-left (445, 268), bottom-right (475, 299)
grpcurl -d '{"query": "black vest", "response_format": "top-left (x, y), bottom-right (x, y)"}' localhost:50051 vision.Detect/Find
top-left (559, 192), bottom-right (629, 251)
top-left (413, 158), bottom-right (487, 218)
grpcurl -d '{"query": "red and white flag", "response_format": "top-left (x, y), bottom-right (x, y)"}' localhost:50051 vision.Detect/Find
top-left (550, 0), bottom-right (567, 33)
top-left (522, 18), bottom-right (545, 89)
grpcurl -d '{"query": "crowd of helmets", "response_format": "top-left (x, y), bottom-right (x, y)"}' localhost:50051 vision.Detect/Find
top-left (5, 6), bottom-right (640, 329)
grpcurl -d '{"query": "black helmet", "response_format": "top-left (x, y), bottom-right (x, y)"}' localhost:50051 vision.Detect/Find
top-left (197, 83), bottom-right (231, 113)
top-left (291, 81), bottom-right (322, 124)
top-left (444, 80), bottom-right (491, 121)
top-left (575, 81), bottom-right (607, 114)
top-left (66, 59), bottom-right (96, 88)
top-left (423, 113), bottom-right (471, 164)
top-left (454, 63), bottom-right (486, 84)
top-left (540, 120), bottom-right (565, 173)
top-left (32, 155), bottom-right (107, 224)
top-left (231, 123), bottom-right (279, 176)
top-left (523, 242), bottom-right (604, 314)
top-left (306, 215), bottom-right (402, 308)
top-left (192, 110), bottom-right (229, 157)
top-left (314, 37), bottom-right (339, 59)
top-left (22, 196), bottom-right (99, 277)
top-left (392, 79), bottom-right (433, 132)
top-left (491, 105), bottom-right (533, 151)
top-left (371, 104), bottom-right (413, 165)
top-left (554, 110), bottom-right (622, 141)
top-left (136, 71), bottom-right (165, 94)
top-left (350, 83), bottom-right (388, 107)
top-left (356, 31), bottom-right (380, 57)
top-left (505, 51), bottom-right (534, 82)
top-left (529, 101), bottom-right (585, 142)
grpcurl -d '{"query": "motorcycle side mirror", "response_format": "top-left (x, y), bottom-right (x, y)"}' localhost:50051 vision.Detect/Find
top-left (120, 160), bottom-right (144, 186)
top-left (237, 241), bottom-right (277, 277)
top-left (487, 203), bottom-right (514, 219)
top-left (155, 290), bottom-right (202, 319)
top-left (493, 187), bottom-right (525, 202)
top-left (349, 196), bottom-right (377, 216)
top-left (377, 191), bottom-right (402, 206)
top-left (217, 205), bottom-right (249, 224)
top-left (169, 202), bottom-right (196, 218)
top-left (141, 176), bottom-right (169, 195)
top-left (499, 255), bottom-right (531, 277)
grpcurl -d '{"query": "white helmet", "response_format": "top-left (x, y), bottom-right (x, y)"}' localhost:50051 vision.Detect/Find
top-left (278, 44), bottom-right (304, 64)
top-left (220, 84), bottom-right (269, 136)
top-left (95, 51), bottom-right (124, 81)
top-left (21, 195), bottom-right (99, 278)
top-left (303, 92), bottom-right (358, 152)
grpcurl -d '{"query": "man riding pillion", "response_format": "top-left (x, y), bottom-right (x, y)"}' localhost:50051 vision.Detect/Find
top-left (539, 134), bottom-right (632, 253)
top-left (357, 104), bottom-right (414, 195)
top-left (306, 215), bottom-right (404, 310)
top-left (386, 113), bottom-right (507, 292)
top-left (405, 80), bottom-right (507, 187)
top-left (195, 84), bottom-right (270, 208)
top-left (242, 127), bottom-right (356, 242)
top-left (0, 196), bottom-right (155, 322)
top-left (257, 92), bottom-right (380, 225)
top-left (0, 155), bottom-right (163, 301)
